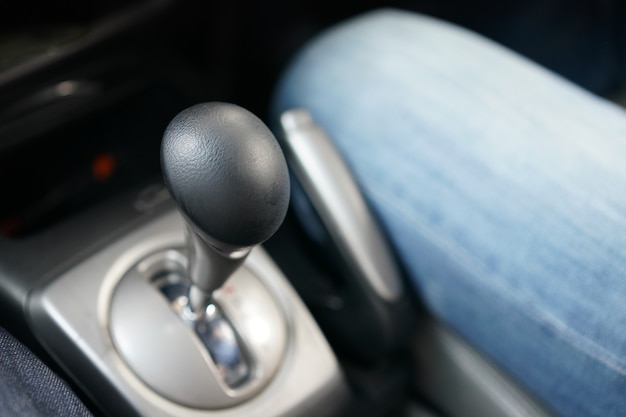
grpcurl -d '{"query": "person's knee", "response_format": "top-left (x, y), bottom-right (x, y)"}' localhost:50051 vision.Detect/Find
top-left (272, 7), bottom-right (541, 125)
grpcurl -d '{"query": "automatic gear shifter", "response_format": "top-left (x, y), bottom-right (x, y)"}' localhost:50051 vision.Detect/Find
top-left (160, 102), bottom-right (290, 313)
top-left (28, 102), bottom-right (347, 416)
top-left (103, 102), bottom-right (294, 408)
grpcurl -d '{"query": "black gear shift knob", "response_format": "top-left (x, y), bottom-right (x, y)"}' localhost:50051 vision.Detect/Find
top-left (162, 102), bottom-right (290, 248)
top-left (161, 102), bottom-right (290, 312)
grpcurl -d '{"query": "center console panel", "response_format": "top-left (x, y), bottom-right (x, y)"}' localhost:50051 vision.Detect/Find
top-left (28, 209), bottom-right (347, 417)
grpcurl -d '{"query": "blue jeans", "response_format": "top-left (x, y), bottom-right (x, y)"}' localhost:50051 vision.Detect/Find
top-left (272, 9), bottom-right (626, 417)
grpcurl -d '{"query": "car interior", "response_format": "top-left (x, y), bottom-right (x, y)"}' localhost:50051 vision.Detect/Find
top-left (0, 1), bottom-right (623, 416)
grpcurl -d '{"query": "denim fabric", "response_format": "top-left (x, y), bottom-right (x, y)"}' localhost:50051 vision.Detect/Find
top-left (272, 9), bottom-right (626, 417)
top-left (0, 327), bottom-right (92, 417)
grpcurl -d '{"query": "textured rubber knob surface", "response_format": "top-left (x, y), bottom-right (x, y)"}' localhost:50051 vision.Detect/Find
top-left (161, 102), bottom-right (290, 248)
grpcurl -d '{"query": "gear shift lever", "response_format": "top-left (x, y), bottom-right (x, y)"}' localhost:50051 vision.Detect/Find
top-left (31, 101), bottom-right (345, 412)
top-left (161, 102), bottom-right (290, 313)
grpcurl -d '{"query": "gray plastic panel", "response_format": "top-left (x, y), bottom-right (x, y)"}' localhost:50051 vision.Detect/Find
top-left (108, 251), bottom-right (288, 409)
top-left (280, 109), bottom-right (402, 302)
top-left (28, 210), bottom-right (348, 417)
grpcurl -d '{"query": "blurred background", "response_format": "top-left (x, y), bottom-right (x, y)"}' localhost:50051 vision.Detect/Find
top-left (0, 0), bottom-right (623, 238)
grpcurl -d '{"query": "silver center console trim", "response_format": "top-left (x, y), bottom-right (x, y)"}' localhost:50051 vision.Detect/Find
top-left (108, 247), bottom-right (288, 408)
top-left (28, 210), bottom-right (348, 417)
top-left (280, 109), bottom-right (403, 302)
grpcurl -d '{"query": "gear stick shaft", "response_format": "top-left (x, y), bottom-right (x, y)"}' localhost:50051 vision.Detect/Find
top-left (161, 102), bottom-right (290, 313)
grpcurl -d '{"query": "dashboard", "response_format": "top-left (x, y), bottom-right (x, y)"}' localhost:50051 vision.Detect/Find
top-left (0, 1), bottom-right (203, 238)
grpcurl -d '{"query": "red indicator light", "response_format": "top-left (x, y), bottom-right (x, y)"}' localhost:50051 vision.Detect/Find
top-left (92, 154), bottom-right (116, 181)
